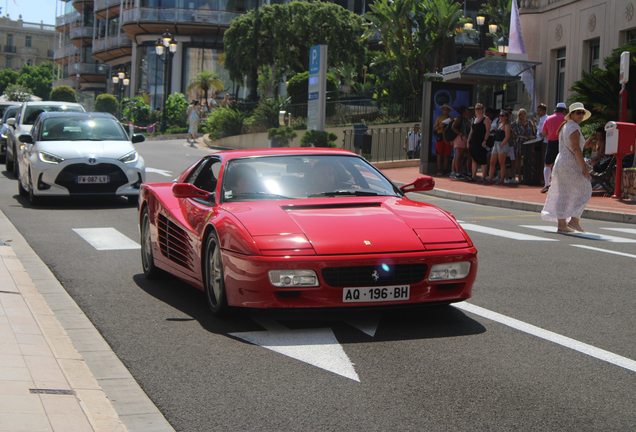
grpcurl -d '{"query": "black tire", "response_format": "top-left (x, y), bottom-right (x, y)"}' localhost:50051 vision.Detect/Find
top-left (28, 172), bottom-right (40, 205)
top-left (204, 231), bottom-right (230, 316)
top-left (18, 170), bottom-right (28, 198)
top-left (141, 208), bottom-right (161, 278)
top-left (5, 145), bottom-right (13, 173)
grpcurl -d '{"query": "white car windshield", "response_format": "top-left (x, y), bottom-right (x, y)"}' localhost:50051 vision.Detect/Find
top-left (41, 117), bottom-right (128, 141)
top-left (23, 105), bottom-right (84, 125)
top-left (221, 155), bottom-right (401, 202)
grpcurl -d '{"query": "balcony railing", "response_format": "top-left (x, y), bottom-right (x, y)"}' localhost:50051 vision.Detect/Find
top-left (22, 22), bottom-right (56, 31)
top-left (53, 78), bottom-right (76, 88)
top-left (3, 45), bottom-right (16, 53)
top-left (54, 44), bottom-right (80, 59)
top-left (342, 127), bottom-right (415, 163)
top-left (72, 63), bottom-right (107, 74)
top-left (70, 26), bottom-right (94, 39)
top-left (95, 0), bottom-right (121, 11)
top-left (93, 33), bottom-right (132, 53)
top-left (121, 7), bottom-right (243, 26)
top-left (55, 11), bottom-right (81, 28)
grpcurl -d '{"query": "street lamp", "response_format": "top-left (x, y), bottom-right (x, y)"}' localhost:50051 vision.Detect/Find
top-left (112, 69), bottom-right (129, 119)
top-left (156, 29), bottom-right (178, 132)
top-left (498, 35), bottom-right (509, 54)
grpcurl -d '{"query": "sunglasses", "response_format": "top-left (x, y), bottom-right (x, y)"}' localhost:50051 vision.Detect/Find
top-left (475, 107), bottom-right (484, 110)
top-left (499, 114), bottom-right (508, 117)
top-left (573, 110), bottom-right (587, 115)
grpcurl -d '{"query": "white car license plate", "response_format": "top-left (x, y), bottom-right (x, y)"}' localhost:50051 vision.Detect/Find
top-left (77, 175), bottom-right (109, 184)
top-left (342, 285), bottom-right (410, 303)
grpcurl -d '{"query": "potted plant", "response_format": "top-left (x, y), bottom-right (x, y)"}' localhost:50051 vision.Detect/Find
top-left (267, 126), bottom-right (298, 147)
top-left (300, 130), bottom-right (338, 148)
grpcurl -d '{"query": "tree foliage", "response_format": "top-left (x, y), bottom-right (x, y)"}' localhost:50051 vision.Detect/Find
top-left (3, 84), bottom-right (34, 102)
top-left (50, 85), bottom-right (78, 103)
top-left (186, 70), bottom-right (224, 102)
top-left (94, 94), bottom-right (119, 116)
top-left (569, 41), bottom-right (636, 123)
top-left (164, 93), bottom-right (190, 128)
top-left (224, 1), bottom-right (366, 86)
top-left (0, 62), bottom-right (57, 100)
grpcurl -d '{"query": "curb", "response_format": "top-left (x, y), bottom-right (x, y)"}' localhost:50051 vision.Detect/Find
top-left (0, 209), bottom-right (175, 432)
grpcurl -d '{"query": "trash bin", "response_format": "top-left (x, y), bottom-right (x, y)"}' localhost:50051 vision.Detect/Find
top-left (353, 123), bottom-right (368, 152)
top-left (361, 134), bottom-right (372, 155)
top-left (522, 138), bottom-right (544, 185)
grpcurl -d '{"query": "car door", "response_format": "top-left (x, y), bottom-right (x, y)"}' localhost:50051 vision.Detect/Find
top-left (18, 117), bottom-right (39, 189)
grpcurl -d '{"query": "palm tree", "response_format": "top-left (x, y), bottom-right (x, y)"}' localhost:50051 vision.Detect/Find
top-left (186, 70), bottom-right (224, 102)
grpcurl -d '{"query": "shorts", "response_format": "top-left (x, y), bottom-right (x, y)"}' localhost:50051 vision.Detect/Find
top-left (453, 135), bottom-right (467, 149)
top-left (545, 140), bottom-right (559, 165)
top-left (492, 141), bottom-right (510, 155)
top-left (435, 139), bottom-right (453, 156)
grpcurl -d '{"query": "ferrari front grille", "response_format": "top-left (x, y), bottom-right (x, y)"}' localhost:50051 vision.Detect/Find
top-left (321, 264), bottom-right (428, 287)
top-left (157, 214), bottom-right (191, 268)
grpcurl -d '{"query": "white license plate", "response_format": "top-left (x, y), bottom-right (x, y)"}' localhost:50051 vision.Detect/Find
top-left (342, 285), bottom-right (410, 303)
top-left (77, 175), bottom-right (109, 184)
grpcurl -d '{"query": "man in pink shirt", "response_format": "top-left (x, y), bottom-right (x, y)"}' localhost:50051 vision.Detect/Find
top-left (539, 102), bottom-right (567, 193)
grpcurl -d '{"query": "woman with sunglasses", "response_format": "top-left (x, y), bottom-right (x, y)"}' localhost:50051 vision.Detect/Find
top-left (541, 102), bottom-right (593, 233)
top-left (487, 110), bottom-right (511, 185)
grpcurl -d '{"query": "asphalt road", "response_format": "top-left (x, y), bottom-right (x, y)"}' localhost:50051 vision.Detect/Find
top-left (1, 138), bottom-right (636, 431)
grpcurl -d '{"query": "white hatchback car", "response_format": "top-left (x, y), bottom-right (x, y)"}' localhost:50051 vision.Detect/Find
top-left (16, 112), bottom-right (146, 205)
top-left (5, 101), bottom-right (85, 176)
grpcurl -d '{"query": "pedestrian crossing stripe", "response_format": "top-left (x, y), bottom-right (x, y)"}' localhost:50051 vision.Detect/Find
top-left (520, 226), bottom-right (636, 243)
top-left (600, 228), bottom-right (636, 236)
top-left (571, 245), bottom-right (636, 259)
top-left (459, 223), bottom-right (558, 241)
top-left (73, 228), bottom-right (140, 250)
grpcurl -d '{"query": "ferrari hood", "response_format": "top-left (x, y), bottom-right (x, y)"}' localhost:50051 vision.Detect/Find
top-left (35, 140), bottom-right (136, 160)
top-left (223, 198), bottom-right (461, 255)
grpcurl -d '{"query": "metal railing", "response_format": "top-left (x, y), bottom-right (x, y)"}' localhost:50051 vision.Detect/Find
top-left (284, 97), bottom-right (421, 127)
top-left (55, 11), bottom-right (80, 27)
top-left (54, 44), bottom-right (80, 59)
top-left (92, 33), bottom-right (132, 53)
top-left (122, 7), bottom-right (243, 26)
top-left (95, 0), bottom-right (121, 10)
top-left (70, 26), bottom-right (94, 39)
top-left (343, 127), bottom-right (417, 163)
top-left (3, 45), bottom-right (16, 53)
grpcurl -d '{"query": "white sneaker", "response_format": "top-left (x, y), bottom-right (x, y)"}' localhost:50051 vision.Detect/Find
top-left (593, 184), bottom-right (605, 191)
top-left (509, 179), bottom-right (519, 184)
top-left (493, 175), bottom-right (500, 182)
top-left (450, 172), bottom-right (457, 178)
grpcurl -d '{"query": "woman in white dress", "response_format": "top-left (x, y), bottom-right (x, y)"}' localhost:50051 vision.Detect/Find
top-left (187, 100), bottom-right (201, 145)
top-left (541, 102), bottom-right (592, 233)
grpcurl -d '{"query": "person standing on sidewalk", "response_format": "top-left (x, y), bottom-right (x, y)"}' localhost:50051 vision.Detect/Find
top-left (187, 100), bottom-right (201, 145)
top-left (403, 124), bottom-right (421, 159)
top-left (467, 103), bottom-right (490, 182)
top-left (487, 110), bottom-right (511, 185)
top-left (451, 106), bottom-right (471, 179)
top-left (510, 108), bottom-right (537, 183)
top-left (541, 102), bottom-right (593, 233)
top-left (434, 104), bottom-right (454, 175)
top-left (540, 102), bottom-right (567, 193)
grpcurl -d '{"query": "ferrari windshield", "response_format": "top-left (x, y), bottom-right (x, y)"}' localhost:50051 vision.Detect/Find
top-left (222, 155), bottom-right (401, 202)
top-left (41, 117), bottom-right (128, 141)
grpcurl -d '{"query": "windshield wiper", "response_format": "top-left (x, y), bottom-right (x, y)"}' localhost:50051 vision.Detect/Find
top-left (308, 190), bottom-right (380, 197)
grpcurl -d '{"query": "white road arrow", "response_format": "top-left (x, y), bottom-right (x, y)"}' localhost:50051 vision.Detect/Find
top-left (146, 167), bottom-right (173, 177)
top-left (230, 318), bottom-right (360, 382)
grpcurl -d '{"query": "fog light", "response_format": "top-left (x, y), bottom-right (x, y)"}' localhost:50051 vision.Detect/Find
top-left (269, 270), bottom-right (318, 287)
top-left (428, 262), bottom-right (471, 281)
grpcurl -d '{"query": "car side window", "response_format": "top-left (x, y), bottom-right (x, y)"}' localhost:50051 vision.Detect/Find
top-left (30, 121), bottom-right (39, 141)
top-left (193, 159), bottom-right (221, 193)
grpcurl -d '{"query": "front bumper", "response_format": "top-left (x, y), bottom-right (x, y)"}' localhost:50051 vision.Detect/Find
top-left (222, 248), bottom-right (478, 309)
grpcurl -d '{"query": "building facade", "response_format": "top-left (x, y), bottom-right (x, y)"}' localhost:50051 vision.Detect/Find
top-left (521, 0), bottom-right (636, 110)
top-left (0, 15), bottom-right (55, 73)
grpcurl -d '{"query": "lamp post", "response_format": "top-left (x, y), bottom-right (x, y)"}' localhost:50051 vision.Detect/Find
top-left (155, 29), bottom-right (178, 132)
top-left (497, 35), bottom-right (509, 54)
top-left (112, 69), bottom-right (129, 120)
top-left (476, 15), bottom-right (485, 58)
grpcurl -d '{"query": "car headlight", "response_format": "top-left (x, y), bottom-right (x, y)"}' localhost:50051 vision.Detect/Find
top-left (428, 262), bottom-right (471, 281)
top-left (118, 151), bottom-right (138, 164)
top-left (38, 151), bottom-right (65, 164)
top-left (268, 270), bottom-right (319, 287)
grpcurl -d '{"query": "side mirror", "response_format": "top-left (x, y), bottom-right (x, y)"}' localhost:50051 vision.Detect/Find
top-left (18, 134), bottom-right (33, 144)
top-left (131, 134), bottom-right (145, 144)
top-left (6, 118), bottom-right (15, 127)
top-left (172, 183), bottom-right (211, 200)
top-left (400, 176), bottom-right (435, 193)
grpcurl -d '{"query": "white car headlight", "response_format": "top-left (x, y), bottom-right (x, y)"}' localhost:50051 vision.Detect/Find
top-left (268, 270), bottom-right (319, 287)
top-left (38, 151), bottom-right (65, 164)
top-left (428, 262), bottom-right (471, 281)
top-left (118, 151), bottom-right (138, 164)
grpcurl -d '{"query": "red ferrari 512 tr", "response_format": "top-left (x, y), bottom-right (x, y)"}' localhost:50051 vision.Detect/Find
top-left (139, 148), bottom-right (477, 316)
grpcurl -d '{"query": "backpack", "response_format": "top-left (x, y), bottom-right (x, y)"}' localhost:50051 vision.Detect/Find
top-left (444, 120), bottom-right (458, 142)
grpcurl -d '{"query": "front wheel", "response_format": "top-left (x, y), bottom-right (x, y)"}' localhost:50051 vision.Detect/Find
top-left (28, 172), bottom-right (40, 205)
top-left (204, 231), bottom-right (229, 317)
top-left (18, 170), bottom-right (28, 198)
top-left (140, 207), bottom-right (161, 278)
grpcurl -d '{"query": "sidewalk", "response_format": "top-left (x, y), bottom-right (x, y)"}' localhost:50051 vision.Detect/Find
top-left (0, 209), bottom-right (174, 432)
top-left (381, 166), bottom-right (636, 224)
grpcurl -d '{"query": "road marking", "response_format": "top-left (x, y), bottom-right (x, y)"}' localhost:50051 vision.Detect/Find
top-left (460, 223), bottom-right (557, 241)
top-left (72, 228), bottom-right (140, 250)
top-left (521, 225), bottom-right (636, 243)
top-left (600, 228), bottom-right (636, 236)
top-left (146, 167), bottom-right (173, 177)
top-left (455, 302), bottom-right (636, 373)
top-left (231, 318), bottom-right (360, 382)
top-left (345, 314), bottom-right (381, 337)
top-left (571, 244), bottom-right (636, 259)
